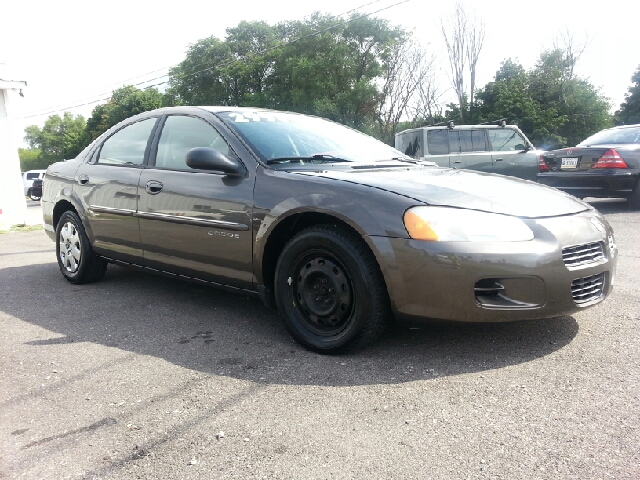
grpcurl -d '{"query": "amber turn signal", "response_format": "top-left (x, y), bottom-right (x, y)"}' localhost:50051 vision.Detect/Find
top-left (404, 210), bottom-right (439, 241)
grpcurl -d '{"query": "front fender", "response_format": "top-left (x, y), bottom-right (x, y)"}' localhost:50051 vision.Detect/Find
top-left (252, 168), bottom-right (415, 306)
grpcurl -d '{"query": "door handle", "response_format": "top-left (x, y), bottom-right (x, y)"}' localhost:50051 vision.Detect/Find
top-left (453, 161), bottom-right (462, 164)
top-left (78, 174), bottom-right (89, 185)
top-left (494, 158), bottom-right (503, 162)
top-left (145, 180), bottom-right (163, 194)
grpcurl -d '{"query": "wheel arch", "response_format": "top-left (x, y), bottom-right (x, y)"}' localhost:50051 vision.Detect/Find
top-left (257, 210), bottom-right (393, 311)
top-left (51, 190), bottom-right (95, 242)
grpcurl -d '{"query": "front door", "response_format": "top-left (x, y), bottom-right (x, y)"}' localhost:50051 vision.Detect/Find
top-left (488, 128), bottom-right (538, 181)
top-left (137, 114), bottom-right (255, 289)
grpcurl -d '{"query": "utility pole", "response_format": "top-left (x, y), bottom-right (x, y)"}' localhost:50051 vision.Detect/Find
top-left (0, 62), bottom-right (28, 230)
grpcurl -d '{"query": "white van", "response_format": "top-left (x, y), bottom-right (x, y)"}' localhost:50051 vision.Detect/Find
top-left (22, 170), bottom-right (47, 196)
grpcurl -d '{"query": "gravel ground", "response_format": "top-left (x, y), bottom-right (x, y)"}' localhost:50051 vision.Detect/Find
top-left (1, 200), bottom-right (638, 479)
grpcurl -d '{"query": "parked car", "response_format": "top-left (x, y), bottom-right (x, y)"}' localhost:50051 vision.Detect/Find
top-left (42, 107), bottom-right (617, 353)
top-left (22, 169), bottom-right (46, 196)
top-left (395, 123), bottom-right (542, 181)
top-left (27, 179), bottom-right (42, 201)
top-left (537, 124), bottom-right (640, 207)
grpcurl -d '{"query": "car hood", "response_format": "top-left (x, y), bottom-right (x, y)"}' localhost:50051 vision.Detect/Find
top-left (297, 166), bottom-right (589, 218)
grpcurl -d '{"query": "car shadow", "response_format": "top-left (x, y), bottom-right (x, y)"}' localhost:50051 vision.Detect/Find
top-left (3, 262), bottom-right (579, 387)
top-left (585, 198), bottom-right (634, 215)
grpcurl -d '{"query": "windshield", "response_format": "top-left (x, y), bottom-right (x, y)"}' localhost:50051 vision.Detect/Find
top-left (578, 126), bottom-right (640, 146)
top-left (216, 110), bottom-right (406, 163)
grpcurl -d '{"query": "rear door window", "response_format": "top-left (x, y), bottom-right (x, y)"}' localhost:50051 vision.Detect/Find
top-left (459, 130), bottom-right (488, 152)
top-left (448, 131), bottom-right (460, 153)
top-left (427, 130), bottom-right (449, 155)
top-left (97, 118), bottom-right (157, 166)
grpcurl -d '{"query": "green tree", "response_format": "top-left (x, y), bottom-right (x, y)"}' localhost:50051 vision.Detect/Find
top-left (167, 14), bottom-right (406, 132)
top-left (267, 13), bottom-right (400, 128)
top-left (528, 48), bottom-right (611, 147)
top-left (83, 86), bottom-right (164, 142)
top-left (476, 50), bottom-right (611, 149)
top-left (614, 65), bottom-right (640, 125)
top-left (23, 112), bottom-right (86, 163)
top-left (476, 59), bottom-right (566, 147)
top-left (18, 148), bottom-right (47, 171)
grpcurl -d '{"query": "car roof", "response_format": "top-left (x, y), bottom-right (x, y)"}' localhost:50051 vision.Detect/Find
top-left (199, 106), bottom-right (277, 113)
top-left (396, 125), bottom-right (520, 135)
top-left (604, 123), bottom-right (640, 131)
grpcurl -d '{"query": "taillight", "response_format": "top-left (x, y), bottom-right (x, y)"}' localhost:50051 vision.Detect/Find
top-left (538, 155), bottom-right (549, 172)
top-left (592, 149), bottom-right (628, 169)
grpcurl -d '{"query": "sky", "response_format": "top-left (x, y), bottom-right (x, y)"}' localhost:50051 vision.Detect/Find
top-left (1, 0), bottom-right (639, 148)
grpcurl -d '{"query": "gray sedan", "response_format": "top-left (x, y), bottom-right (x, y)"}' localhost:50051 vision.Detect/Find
top-left (42, 107), bottom-right (617, 353)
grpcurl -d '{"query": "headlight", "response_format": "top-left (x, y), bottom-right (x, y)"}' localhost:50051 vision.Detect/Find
top-left (403, 206), bottom-right (534, 242)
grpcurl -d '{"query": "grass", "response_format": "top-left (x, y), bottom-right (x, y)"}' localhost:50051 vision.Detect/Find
top-left (0, 224), bottom-right (44, 234)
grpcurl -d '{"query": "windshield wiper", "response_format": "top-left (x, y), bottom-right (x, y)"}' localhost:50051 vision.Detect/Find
top-left (265, 154), bottom-right (351, 165)
top-left (388, 156), bottom-right (420, 164)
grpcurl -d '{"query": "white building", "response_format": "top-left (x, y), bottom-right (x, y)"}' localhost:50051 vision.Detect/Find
top-left (0, 62), bottom-right (28, 230)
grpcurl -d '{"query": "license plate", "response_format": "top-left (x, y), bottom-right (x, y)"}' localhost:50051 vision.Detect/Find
top-left (561, 157), bottom-right (578, 169)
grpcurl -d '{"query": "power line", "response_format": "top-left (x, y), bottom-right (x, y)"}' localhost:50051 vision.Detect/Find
top-left (17, 0), bottom-right (411, 121)
top-left (24, 0), bottom-right (389, 119)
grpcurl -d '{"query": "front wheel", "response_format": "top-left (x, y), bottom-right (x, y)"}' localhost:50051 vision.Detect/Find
top-left (56, 211), bottom-right (107, 284)
top-left (274, 224), bottom-right (390, 353)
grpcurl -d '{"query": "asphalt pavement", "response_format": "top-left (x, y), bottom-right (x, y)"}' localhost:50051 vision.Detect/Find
top-left (1, 200), bottom-right (638, 479)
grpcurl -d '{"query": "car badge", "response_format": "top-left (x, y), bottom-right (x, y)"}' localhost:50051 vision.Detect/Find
top-left (567, 150), bottom-right (573, 154)
top-left (590, 217), bottom-right (605, 234)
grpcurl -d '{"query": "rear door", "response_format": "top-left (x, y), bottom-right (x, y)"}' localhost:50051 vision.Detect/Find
top-left (137, 114), bottom-right (255, 289)
top-left (449, 129), bottom-right (492, 171)
top-left (74, 116), bottom-right (159, 263)
top-left (425, 129), bottom-right (449, 166)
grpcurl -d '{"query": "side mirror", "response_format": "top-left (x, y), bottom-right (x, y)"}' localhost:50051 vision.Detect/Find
top-left (514, 144), bottom-right (529, 152)
top-left (186, 148), bottom-right (246, 177)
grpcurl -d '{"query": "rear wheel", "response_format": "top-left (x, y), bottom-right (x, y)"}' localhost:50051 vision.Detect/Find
top-left (628, 177), bottom-right (640, 209)
top-left (56, 211), bottom-right (107, 284)
top-left (274, 224), bottom-right (390, 353)
top-left (29, 192), bottom-right (41, 201)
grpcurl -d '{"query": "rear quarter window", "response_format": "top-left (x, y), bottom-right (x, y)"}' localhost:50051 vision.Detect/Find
top-left (396, 131), bottom-right (422, 158)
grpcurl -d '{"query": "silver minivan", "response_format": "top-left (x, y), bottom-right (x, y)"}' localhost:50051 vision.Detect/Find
top-left (395, 124), bottom-right (542, 181)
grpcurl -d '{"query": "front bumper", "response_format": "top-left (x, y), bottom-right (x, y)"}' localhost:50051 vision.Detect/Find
top-left (537, 170), bottom-right (638, 198)
top-left (370, 210), bottom-right (617, 323)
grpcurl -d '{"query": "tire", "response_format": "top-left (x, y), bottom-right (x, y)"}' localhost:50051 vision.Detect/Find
top-left (628, 177), bottom-right (640, 209)
top-left (56, 211), bottom-right (107, 284)
top-left (274, 224), bottom-right (390, 353)
top-left (30, 193), bottom-right (41, 201)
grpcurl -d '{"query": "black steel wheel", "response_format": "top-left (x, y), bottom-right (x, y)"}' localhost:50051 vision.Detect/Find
top-left (55, 211), bottom-right (107, 284)
top-left (274, 224), bottom-right (390, 353)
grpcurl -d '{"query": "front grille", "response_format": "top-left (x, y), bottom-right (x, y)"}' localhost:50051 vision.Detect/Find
top-left (571, 272), bottom-right (605, 305)
top-left (562, 242), bottom-right (605, 267)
